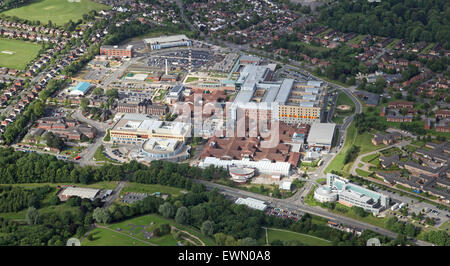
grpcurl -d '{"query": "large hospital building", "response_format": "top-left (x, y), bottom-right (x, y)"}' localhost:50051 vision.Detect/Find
top-left (314, 173), bottom-right (390, 214)
top-left (228, 64), bottom-right (326, 125)
top-left (110, 114), bottom-right (191, 144)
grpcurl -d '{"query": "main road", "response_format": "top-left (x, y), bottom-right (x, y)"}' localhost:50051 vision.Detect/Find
top-left (71, 109), bottom-right (108, 166)
top-left (193, 179), bottom-right (432, 246)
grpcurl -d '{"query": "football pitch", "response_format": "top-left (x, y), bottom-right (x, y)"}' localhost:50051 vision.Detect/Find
top-left (0, 38), bottom-right (41, 70)
top-left (1, 0), bottom-right (109, 26)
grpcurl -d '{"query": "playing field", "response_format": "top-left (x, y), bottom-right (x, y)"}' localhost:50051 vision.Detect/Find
top-left (0, 38), bottom-right (41, 70)
top-left (1, 0), bottom-right (109, 26)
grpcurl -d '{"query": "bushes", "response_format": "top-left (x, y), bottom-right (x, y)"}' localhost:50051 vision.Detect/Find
top-left (0, 185), bottom-right (52, 212)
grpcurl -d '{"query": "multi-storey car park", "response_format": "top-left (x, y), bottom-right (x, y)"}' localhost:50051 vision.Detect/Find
top-left (227, 64), bottom-right (327, 125)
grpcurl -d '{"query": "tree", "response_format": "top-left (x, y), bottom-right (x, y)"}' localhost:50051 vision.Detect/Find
top-left (80, 98), bottom-right (89, 113)
top-left (353, 206), bottom-right (368, 217)
top-left (175, 206), bottom-right (189, 225)
top-left (106, 88), bottom-right (119, 99)
top-left (26, 207), bottom-right (41, 225)
top-left (44, 132), bottom-right (64, 150)
top-left (201, 220), bottom-right (214, 236)
top-left (214, 233), bottom-right (227, 246)
top-left (49, 195), bottom-right (60, 205)
top-left (160, 223), bottom-right (171, 236)
top-left (92, 87), bottom-right (104, 96)
top-left (92, 207), bottom-right (111, 224)
top-left (159, 202), bottom-right (175, 218)
top-left (404, 223), bottom-right (416, 237)
top-left (240, 237), bottom-right (257, 246)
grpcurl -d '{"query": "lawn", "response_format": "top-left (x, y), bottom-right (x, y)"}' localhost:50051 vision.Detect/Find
top-left (0, 38), bottom-right (41, 70)
top-left (361, 153), bottom-right (379, 163)
top-left (2, 0), bottom-right (109, 26)
top-left (121, 182), bottom-right (186, 198)
top-left (332, 115), bottom-right (344, 124)
top-left (355, 168), bottom-right (371, 177)
top-left (82, 227), bottom-right (153, 246)
top-left (333, 92), bottom-right (355, 124)
top-left (347, 34), bottom-right (365, 45)
top-left (83, 214), bottom-right (215, 246)
top-left (336, 92), bottom-right (356, 109)
top-left (185, 76), bottom-right (199, 83)
top-left (261, 228), bottom-right (332, 246)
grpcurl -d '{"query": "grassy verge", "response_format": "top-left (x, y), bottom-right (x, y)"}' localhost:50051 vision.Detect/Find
top-left (260, 228), bottom-right (332, 246)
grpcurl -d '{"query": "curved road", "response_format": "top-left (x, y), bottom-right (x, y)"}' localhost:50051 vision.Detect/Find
top-left (194, 179), bottom-right (432, 246)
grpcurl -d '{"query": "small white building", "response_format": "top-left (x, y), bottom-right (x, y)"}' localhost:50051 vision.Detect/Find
top-left (235, 197), bottom-right (267, 211)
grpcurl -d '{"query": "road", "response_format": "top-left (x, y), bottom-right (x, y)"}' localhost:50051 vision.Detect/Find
top-left (193, 179), bottom-right (433, 246)
top-left (103, 181), bottom-right (127, 209)
top-left (71, 109), bottom-right (108, 166)
top-left (349, 140), bottom-right (411, 177)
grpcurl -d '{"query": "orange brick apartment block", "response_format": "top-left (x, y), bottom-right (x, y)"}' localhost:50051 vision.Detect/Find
top-left (100, 45), bottom-right (133, 57)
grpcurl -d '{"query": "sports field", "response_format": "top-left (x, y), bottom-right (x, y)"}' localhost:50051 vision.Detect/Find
top-left (1, 0), bottom-right (109, 26)
top-left (0, 38), bottom-right (41, 70)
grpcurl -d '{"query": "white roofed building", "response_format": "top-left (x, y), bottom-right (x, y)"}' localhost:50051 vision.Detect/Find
top-left (199, 157), bottom-right (291, 176)
top-left (59, 187), bottom-right (100, 201)
top-left (235, 197), bottom-right (267, 211)
top-left (306, 123), bottom-right (336, 150)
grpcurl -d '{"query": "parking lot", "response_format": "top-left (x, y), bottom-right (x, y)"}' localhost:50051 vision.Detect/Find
top-left (265, 207), bottom-right (303, 221)
top-left (121, 192), bottom-right (148, 204)
top-left (146, 49), bottom-right (223, 71)
top-left (374, 186), bottom-right (449, 227)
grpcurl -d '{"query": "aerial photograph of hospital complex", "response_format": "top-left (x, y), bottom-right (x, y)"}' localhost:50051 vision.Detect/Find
top-left (0, 0), bottom-right (448, 250)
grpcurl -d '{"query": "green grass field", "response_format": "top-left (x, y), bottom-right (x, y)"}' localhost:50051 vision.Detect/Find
top-left (0, 38), bottom-right (41, 70)
top-left (355, 168), bottom-right (371, 177)
top-left (361, 153), bottom-right (379, 163)
top-left (260, 228), bottom-right (332, 246)
top-left (2, 0), bottom-right (109, 26)
top-left (82, 214), bottom-right (215, 246)
top-left (82, 227), bottom-right (153, 246)
top-left (185, 77), bottom-right (199, 83)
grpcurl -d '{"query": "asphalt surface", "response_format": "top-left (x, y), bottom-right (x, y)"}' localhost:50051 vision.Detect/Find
top-left (193, 179), bottom-right (433, 246)
top-left (71, 109), bottom-right (108, 166)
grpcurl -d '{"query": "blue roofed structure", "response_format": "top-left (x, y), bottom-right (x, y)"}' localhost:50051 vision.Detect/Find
top-left (70, 82), bottom-right (92, 96)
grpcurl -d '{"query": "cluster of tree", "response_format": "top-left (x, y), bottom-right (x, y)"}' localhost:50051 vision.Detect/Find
top-left (0, 185), bottom-right (52, 212)
top-left (289, 213), bottom-right (392, 246)
top-left (357, 76), bottom-right (386, 94)
top-left (318, 0), bottom-right (450, 46)
top-left (399, 122), bottom-right (426, 135)
top-left (2, 99), bottom-right (47, 144)
top-left (400, 65), bottom-right (420, 82)
top-left (354, 112), bottom-right (387, 134)
top-left (213, 233), bottom-right (258, 246)
top-left (62, 44), bottom-right (99, 77)
top-left (0, 0), bottom-right (33, 11)
top-left (44, 132), bottom-right (65, 151)
top-left (105, 21), bottom-right (166, 45)
top-left (0, 195), bottom-right (101, 245)
top-left (93, 195), bottom-right (165, 224)
top-left (344, 145), bottom-right (360, 164)
top-left (421, 230), bottom-right (450, 246)
top-left (0, 148), bottom-right (228, 189)
top-left (385, 216), bottom-right (420, 238)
